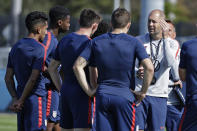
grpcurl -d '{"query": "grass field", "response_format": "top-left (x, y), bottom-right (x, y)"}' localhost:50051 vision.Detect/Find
top-left (0, 113), bottom-right (17, 131)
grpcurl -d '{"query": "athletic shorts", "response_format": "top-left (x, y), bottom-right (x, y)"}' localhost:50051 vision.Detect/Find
top-left (179, 94), bottom-right (197, 131)
top-left (135, 96), bottom-right (167, 131)
top-left (59, 84), bottom-right (91, 129)
top-left (17, 94), bottom-right (47, 131)
top-left (46, 88), bottom-right (60, 123)
top-left (166, 105), bottom-right (183, 131)
top-left (96, 93), bottom-right (136, 131)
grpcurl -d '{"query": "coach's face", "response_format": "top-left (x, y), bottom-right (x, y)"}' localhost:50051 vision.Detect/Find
top-left (148, 13), bottom-right (162, 36)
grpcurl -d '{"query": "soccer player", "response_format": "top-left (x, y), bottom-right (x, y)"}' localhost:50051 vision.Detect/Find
top-left (4, 11), bottom-right (48, 131)
top-left (178, 26), bottom-right (197, 131)
top-left (43, 6), bottom-right (70, 131)
top-left (48, 9), bottom-right (101, 131)
top-left (165, 20), bottom-right (184, 131)
top-left (135, 9), bottom-right (180, 131)
top-left (90, 20), bottom-right (111, 131)
top-left (73, 8), bottom-right (154, 131)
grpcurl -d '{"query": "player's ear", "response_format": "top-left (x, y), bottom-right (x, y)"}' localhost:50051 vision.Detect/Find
top-left (92, 23), bottom-right (98, 31)
top-left (58, 19), bottom-right (63, 26)
top-left (37, 26), bottom-right (41, 34)
top-left (126, 22), bottom-right (131, 30)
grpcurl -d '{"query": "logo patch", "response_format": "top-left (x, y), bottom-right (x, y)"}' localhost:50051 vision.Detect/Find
top-left (53, 111), bottom-right (57, 118)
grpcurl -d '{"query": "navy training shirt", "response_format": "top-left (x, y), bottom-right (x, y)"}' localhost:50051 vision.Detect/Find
top-left (179, 38), bottom-right (197, 99)
top-left (54, 32), bottom-right (90, 92)
top-left (43, 31), bottom-right (58, 66)
top-left (7, 38), bottom-right (46, 97)
top-left (80, 33), bottom-right (149, 101)
top-left (42, 31), bottom-right (58, 88)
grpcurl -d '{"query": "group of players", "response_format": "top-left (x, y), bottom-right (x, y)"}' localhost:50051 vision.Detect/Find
top-left (4, 5), bottom-right (197, 131)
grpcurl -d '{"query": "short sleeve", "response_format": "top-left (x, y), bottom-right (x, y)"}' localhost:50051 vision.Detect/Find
top-left (179, 43), bottom-right (187, 69)
top-left (32, 47), bottom-right (45, 71)
top-left (135, 39), bottom-right (149, 62)
top-left (7, 52), bottom-right (13, 68)
top-left (80, 40), bottom-right (92, 61)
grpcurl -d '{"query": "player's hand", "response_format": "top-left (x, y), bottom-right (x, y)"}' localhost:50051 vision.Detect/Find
top-left (159, 18), bottom-right (170, 39)
top-left (9, 97), bottom-right (18, 112)
top-left (137, 66), bottom-right (144, 79)
top-left (132, 91), bottom-right (146, 106)
top-left (174, 80), bottom-right (182, 88)
top-left (13, 99), bottom-right (24, 112)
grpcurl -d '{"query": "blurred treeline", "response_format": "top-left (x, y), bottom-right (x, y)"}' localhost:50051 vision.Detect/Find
top-left (0, 0), bottom-right (196, 46)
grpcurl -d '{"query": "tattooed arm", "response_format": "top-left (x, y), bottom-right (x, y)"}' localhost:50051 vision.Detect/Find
top-left (73, 56), bottom-right (96, 97)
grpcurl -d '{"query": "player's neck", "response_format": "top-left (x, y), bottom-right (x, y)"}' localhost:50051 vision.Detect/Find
top-left (75, 27), bottom-right (92, 37)
top-left (27, 33), bottom-right (40, 41)
top-left (49, 28), bottom-right (58, 37)
top-left (111, 28), bottom-right (128, 34)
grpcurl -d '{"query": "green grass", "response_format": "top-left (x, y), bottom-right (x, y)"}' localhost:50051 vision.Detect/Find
top-left (0, 113), bottom-right (17, 131)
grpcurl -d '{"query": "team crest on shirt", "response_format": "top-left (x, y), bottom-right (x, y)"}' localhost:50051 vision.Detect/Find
top-left (53, 111), bottom-right (57, 118)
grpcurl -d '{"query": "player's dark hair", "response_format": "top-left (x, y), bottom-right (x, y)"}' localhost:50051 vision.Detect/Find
top-left (91, 20), bottom-right (111, 39)
top-left (79, 9), bottom-right (101, 28)
top-left (25, 11), bottom-right (48, 33)
top-left (111, 8), bottom-right (131, 28)
top-left (49, 5), bottom-right (70, 28)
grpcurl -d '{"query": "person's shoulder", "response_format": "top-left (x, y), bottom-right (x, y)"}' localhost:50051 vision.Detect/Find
top-left (183, 37), bottom-right (197, 47)
top-left (93, 33), bottom-right (109, 41)
top-left (136, 33), bottom-right (149, 44)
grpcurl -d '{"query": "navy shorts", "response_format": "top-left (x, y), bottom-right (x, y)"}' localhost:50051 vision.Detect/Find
top-left (91, 96), bottom-right (96, 131)
top-left (17, 94), bottom-right (47, 131)
top-left (46, 88), bottom-right (60, 123)
top-left (60, 84), bottom-right (91, 129)
top-left (96, 93), bottom-right (136, 131)
top-left (179, 94), bottom-right (197, 131)
top-left (135, 96), bottom-right (167, 131)
top-left (166, 105), bottom-right (183, 131)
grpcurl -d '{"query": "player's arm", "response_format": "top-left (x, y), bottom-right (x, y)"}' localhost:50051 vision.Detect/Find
top-left (89, 66), bottom-right (98, 89)
top-left (48, 59), bottom-right (61, 91)
top-left (4, 68), bottom-right (17, 98)
top-left (133, 58), bottom-right (154, 104)
top-left (73, 56), bottom-right (96, 97)
top-left (179, 68), bottom-right (186, 81)
top-left (4, 68), bottom-right (18, 111)
top-left (140, 58), bottom-right (154, 94)
top-left (12, 69), bottom-right (40, 112)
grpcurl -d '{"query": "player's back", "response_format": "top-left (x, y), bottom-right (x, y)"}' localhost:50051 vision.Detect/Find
top-left (55, 32), bottom-right (90, 85)
top-left (91, 33), bottom-right (148, 100)
top-left (8, 38), bottom-right (45, 97)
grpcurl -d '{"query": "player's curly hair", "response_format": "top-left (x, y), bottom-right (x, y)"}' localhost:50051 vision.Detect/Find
top-left (91, 20), bottom-right (111, 39)
top-left (25, 11), bottom-right (48, 33)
